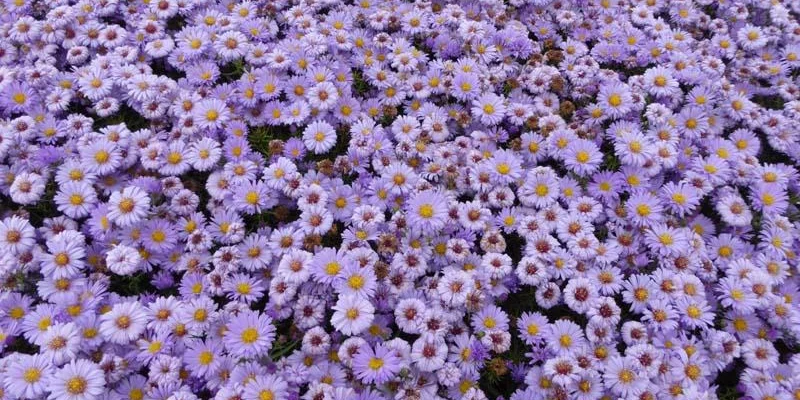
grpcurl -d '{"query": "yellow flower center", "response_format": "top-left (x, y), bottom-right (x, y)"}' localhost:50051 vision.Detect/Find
top-left (8, 306), bottom-right (24, 320)
top-left (94, 150), bottom-right (109, 164)
top-left (259, 390), bottom-right (274, 400)
top-left (151, 230), bottom-right (166, 243)
top-left (496, 163), bottom-right (510, 175)
top-left (12, 92), bottom-right (26, 104)
top-left (368, 357), bottom-right (384, 370)
top-left (66, 377), bottom-right (87, 395)
top-left (23, 368), bottom-right (41, 383)
top-left (245, 191), bottom-right (259, 205)
top-left (348, 275), bottom-right (365, 290)
top-left (146, 340), bottom-right (161, 353)
top-left (236, 283), bottom-right (251, 295)
top-left (686, 305), bottom-right (701, 319)
top-left (418, 204), bottom-right (434, 218)
top-left (240, 327), bottom-right (259, 344)
top-left (559, 334), bottom-right (572, 348)
top-left (619, 369), bottom-right (634, 383)
top-left (685, 364), bottom-right (701, 380)
top-left (54, 253), bottom-right (70, 266)
top-left (69, 194), bottom-right (84, 206)
top-left (130, 389), bottom-right (144, 400)
top-left (198, 350), bottom-right (213, 365)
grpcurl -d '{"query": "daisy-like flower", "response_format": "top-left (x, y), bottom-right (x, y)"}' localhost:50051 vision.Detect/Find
top-left (677, 106), bottom-right (709, 139)
top-left (716, 192), bottom-right (752, 227)
top-left (563, 277), bottom-right (599, 314)
top-left (598, 81), bottom-right (633, 119)
top-left (242, 375), bottom-right (288, 400)
top-left (643, 66), bottom-right (679, 98)
top-left (302, 120), bottom-right (337, 154)
top-left (642, 299), bottom-right (679, 332)
top-left (741, 338), bottom-right (779, 370)
top-left (411, 335), bottom-right (448, 372)
top-left (489, 149), bottom-right (522, 185)
top-left (603, 356), bottom-right (645, 398)
top-left (645, 224), bottom-right (689, 257)
top-left (54, 181), bottom-right (97, 219)
top-left (142, 219), bottom-right (178, 254)
top-left (750, 183), bottom-right (789, 214)
top-left (2, 81), bottom-right (36, 113)
top-left (563, 139), bottom-right (602, 176)
top-left (4, 354), bottom-right (53, 399)
top-left (331, 294), bottom-right (375, 336)
top-left (99, 301), bottom-right (147, 344)
top-left (223, 310), bottom-right (275, 358)
top-left (48, 359), bottom-right (105, 400)
top-left (517, 312), bottom-right (548, 345)
top-left (107, 186), bottom-right (150, 227)
top-left (187, 137), bottom-right (222, 171)
top-left (80, 138), bottom-right (121, 175)
top-left (77, 67), bottom-right (112, 101)
top-left (676, 297), bottom-right (714, 329)
top-left (194, 98), bottom-right (230, 131)
top-left (40, 322), bottom-right (80, 365)
top-left (214, 30), bottom-right (248, 61)
top-left (307, 81), bottom-right (339, 110)
top-left (10, 172), bottom-right (46, 205)
top-left (519, 168), bottom-right (560, 208)
top-left (406, 189), bottom-right (449, 232)
top-left (335, 263), bottom-right (377, 299)
top-left (614, 131), bottom-right (653, 168)
top-left (105, 244), bottom-right (141, 276)
top-left (543, 355), bottom-right (581, 386)
top-left (233, 180), bottom-right (271, 215)
top-left (626, 190), bottom-right (664, 227)
top-left (737, 24), bottom-right (767, 50)
top-left (660, 181), bottom-right (700, 217)
top-left (352, 343), bottom-right (402, 385)
top-left (0, 215), bottom-right (35, 255)
top-left (471, 93), bottom-right (506, 125)
top-left (41, 231), bottom-right (86, 279)
top-left (622, 274), bottom-right (658, 313)
top-left (546, 320), bottom-right (586, 356)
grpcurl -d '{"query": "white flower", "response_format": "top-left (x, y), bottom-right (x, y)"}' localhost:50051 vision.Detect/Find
top-left (10, 172), bottom-right (46, 205)
top-left (106, 244), bottom-right (141, 275)
top-left (99, 302), bottom-right (148, 344)
top-left (302, 120), bottom-right (337, 154)
top-left (107, 186), bottom-right (151, 227)
top-left (331, 294), bottom-right (374, 336)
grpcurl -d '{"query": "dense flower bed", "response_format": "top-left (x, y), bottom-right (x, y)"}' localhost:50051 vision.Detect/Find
top-left (1, 0), bottom-right (799, 399)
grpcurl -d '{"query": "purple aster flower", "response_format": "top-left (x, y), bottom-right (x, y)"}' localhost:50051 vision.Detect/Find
top-left (223, 310), bottom-right (275, 358)
top-left (352, 343), bottom-right (401, 385)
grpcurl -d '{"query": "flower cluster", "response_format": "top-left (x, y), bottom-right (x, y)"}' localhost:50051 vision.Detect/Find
top-left (0, 0), bottom-right (799, 399)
